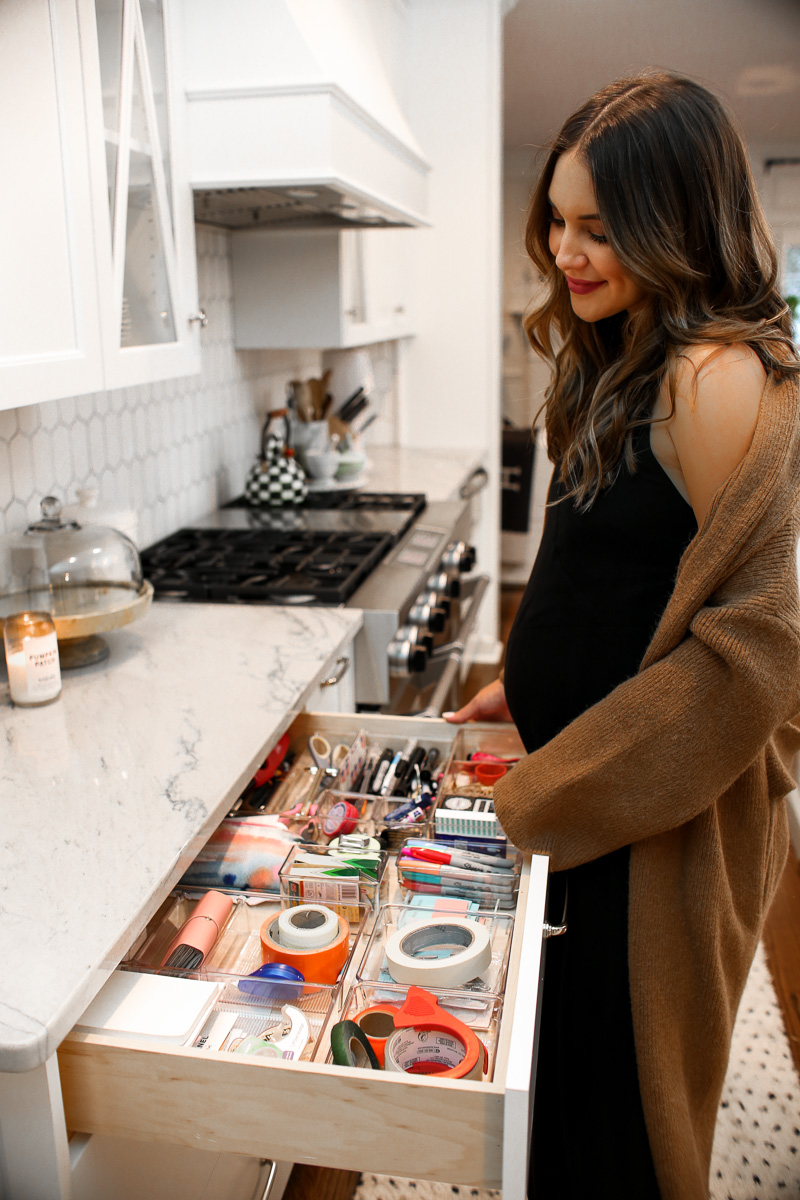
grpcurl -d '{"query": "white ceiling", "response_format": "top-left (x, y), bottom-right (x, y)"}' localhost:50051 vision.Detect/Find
top-left (503, 0), bottom-right (800, 155)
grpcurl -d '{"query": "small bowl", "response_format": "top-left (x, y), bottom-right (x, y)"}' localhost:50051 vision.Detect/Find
top-left (336, 450), bottom-right (367, 480)
top-left (304, 450), bottom-right (340, 481)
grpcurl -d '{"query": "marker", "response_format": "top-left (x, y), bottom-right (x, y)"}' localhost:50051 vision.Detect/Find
top-left (369, 750), bottom-right (394, 794)
top-left (382, 739), bottom-right (418, 796)
top-left (401, 880), bottom-right (515, 909)
top-left (404, 846), bottom-right (514, 871)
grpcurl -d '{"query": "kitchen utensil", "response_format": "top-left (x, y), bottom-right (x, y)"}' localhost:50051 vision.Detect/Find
top-left (289, 380), bottom-right (314, 422)
top-left (245, 410), bottom-right (308, 507)
top-left (338, 387), bottom-right (365, 423)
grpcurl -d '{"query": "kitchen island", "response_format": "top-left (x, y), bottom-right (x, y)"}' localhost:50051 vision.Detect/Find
top-left (0, 601), bottom-right (362, 1195)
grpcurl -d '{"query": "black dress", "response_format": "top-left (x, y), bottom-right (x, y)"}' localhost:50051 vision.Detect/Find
top-left (503, 423), bottom-right (697, 1200)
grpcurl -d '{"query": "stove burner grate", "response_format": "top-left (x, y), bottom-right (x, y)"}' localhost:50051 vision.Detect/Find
top-left (141, 528), bottom-right (394, 604)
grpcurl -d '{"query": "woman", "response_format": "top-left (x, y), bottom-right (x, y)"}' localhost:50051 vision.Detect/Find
top-left (446, 73), bottom-right (800, 1200)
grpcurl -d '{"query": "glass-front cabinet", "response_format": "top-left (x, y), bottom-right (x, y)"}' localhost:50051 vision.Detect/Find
top-left (82, 0), bottom-right (201, 388)
top-left (0, 0), bottom-right (200, 413)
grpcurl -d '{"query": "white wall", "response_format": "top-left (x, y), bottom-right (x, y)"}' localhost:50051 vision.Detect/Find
top-left (401, 0), bottom-right (505, 664)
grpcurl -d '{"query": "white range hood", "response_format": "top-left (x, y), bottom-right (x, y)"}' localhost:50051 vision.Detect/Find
top-left (182, 0), bottom-right (430, 229)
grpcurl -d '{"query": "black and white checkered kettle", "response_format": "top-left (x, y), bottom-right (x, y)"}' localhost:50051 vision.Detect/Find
top-left (244, 409), bottom-right (309, 507)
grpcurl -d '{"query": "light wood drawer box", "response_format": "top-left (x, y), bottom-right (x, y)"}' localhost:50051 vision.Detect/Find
top-left (58, 715), bottom-right (548, 1200)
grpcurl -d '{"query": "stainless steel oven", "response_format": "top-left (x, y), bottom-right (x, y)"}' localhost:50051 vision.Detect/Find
top-left (140, 489), bottom-right (489, 716)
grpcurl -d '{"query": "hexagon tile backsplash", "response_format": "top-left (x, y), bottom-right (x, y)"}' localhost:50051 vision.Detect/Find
top-left (0, 225), bottom-right (396, 549)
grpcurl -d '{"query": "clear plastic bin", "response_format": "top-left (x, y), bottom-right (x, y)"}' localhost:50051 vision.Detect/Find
top-left (324, 980), bottom-right (503, 1081)
top-left (123, 888), bottom-right (370, 991)
top-left (353, 902), bottom-right (514, 999)
top-left (279, 841), bottom-right (389, 916)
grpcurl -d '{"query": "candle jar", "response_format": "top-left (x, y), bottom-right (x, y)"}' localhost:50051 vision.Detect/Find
top-left (3, 611), bottom-right (62, 706)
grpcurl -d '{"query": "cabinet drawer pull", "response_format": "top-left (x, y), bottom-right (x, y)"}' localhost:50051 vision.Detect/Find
top-left (251, 1160), bottom-right (277, 1200)
top-left (319, 655), bottom-right (350, 687)
top-left (542, 921), bottom-right (568, 938)
top-left (188, 309), bottom-right (208, 327)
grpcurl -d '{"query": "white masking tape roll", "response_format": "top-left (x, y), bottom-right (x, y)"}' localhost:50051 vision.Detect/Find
top-left (384, 1027), bottom-right (484, 1080)
top-left (384, 917), bottom-right (492, 989)
top-left (277, 904), bottom-right (340, 951)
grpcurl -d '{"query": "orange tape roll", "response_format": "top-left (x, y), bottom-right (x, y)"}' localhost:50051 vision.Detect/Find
top-left (260, 910), bottom-right (349, 985)
top-left (352, 1003), bottom-right (402, 1068)
top-left (385, 985), bottom-right (488, 1080)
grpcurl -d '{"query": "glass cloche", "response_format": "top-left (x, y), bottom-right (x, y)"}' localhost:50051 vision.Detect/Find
top-left (0, 496), bottom-right (153, 667)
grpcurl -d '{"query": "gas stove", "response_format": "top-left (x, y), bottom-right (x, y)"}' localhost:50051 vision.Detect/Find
top-left (140, 491), bottom-right (479, 709)
top-left (141, 493), bottom-right (427, 606)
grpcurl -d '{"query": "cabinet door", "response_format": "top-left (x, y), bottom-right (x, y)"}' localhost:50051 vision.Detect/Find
top-left (361, 228), bottom-right (414, 342)
top-left (79, 0), bottom-right (201, 389)
top-left (0, 0), bottom-right (104, 411)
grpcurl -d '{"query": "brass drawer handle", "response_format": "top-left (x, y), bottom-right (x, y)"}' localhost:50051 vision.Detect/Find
top-left (319, 655), bottom-right (350, 688)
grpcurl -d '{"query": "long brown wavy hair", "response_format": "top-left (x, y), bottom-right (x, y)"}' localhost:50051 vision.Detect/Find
top-left (524, 71), bottom-right (799, 509)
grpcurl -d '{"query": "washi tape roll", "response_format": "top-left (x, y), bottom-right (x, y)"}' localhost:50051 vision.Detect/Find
top-left (260, 910), bottom-right (349, 984)
top-left (352, 1003), bottom-right (401, 1068)
top-left (322, 800), bottom-right (360, 838)
top-left (277, 904), bottom-right (340, 950)
top-left (384, 917), bottom-right (492, 989)
top-left (330, 1019), bottom-right (381, 1069)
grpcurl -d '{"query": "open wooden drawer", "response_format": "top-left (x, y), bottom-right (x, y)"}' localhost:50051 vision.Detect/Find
top-left (58, 715), bottom-right (548, 1200)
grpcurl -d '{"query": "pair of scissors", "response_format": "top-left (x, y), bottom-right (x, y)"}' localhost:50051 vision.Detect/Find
top-left (297, 735), bottom-right (350, 841)
top-left (278, 734), bottom-right (348, 832)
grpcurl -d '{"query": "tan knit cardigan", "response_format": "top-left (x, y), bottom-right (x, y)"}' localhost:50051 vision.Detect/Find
top-left (492, 372), bottom-right (800, 1200)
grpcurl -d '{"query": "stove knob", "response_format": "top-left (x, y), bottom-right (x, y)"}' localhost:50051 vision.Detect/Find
top-left (388, 636), bottom-right (429, 676)
top-left (407, 599), bottom-right (447, 633)
top-left (442, 541), bottom-right (476, 573)
top-left (416, 588), bottom-right (451, 619)
top-left (426, 570), bottom-right (461, 599)
top-left (396, 624), bottom-right (434, 654)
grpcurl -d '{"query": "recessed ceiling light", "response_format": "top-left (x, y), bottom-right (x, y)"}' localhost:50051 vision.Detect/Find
top-left (286, 189), bottom-right (319, 199)
top-left (736, 66), bottom-right (800, 97)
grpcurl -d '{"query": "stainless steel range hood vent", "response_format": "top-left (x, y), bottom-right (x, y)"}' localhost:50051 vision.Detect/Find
top-left (193, 185), bottom-right (414, 231)
top-left (183, 0), bottom-right (430, 230)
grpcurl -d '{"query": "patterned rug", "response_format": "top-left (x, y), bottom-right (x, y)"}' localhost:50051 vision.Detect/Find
top-left (353, 944), bottom-right (800, 1200)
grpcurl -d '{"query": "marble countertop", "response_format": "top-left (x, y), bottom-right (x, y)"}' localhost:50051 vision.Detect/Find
top-left (0, 602), bottom-right (362, 1072)
top-left (361, 445), bottom-right (486, 501)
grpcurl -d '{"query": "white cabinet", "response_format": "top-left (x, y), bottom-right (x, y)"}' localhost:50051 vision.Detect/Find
top-left (231, 227), bottom-right (415, 350)
top-left (0, 0), bottom-right (105, 411)
top-left (79, 0), bottom-right (201, 389)
top-left (0, 0), bottom-right (200, 413)
top-left (304, 643), bottom-right (357, 713)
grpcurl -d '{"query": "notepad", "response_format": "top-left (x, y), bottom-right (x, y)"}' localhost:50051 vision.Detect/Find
top-left (76, 970), bottom-right (222, 1045)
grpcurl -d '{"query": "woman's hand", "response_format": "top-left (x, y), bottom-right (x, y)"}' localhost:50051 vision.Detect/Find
top-left (443, 678), bottom-right (512, 723)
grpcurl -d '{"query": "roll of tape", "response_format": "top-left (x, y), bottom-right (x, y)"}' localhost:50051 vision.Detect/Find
top-left (384, 917), bottom-right (492, 989)
top-left (260, 910), bottom-right (349, 984)
top-left (384, 1027), bottom-right (483, 1080)
top-left (384, 985), bottom-right (487, 1080)
top-left (330, 1020), bottom-right (381, 1069)
top-left (322, 800), bottom-right (360, 838)
top-left (352, 1003), bottom-right (401, 1068)
top-left (237, 962), bottom-right (305, 1002)
top-left (277, 904), bottom-right (340, 950)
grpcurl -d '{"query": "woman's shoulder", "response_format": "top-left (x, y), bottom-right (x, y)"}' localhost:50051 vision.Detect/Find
top-left (657, 343), bottom-right (766, 523)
